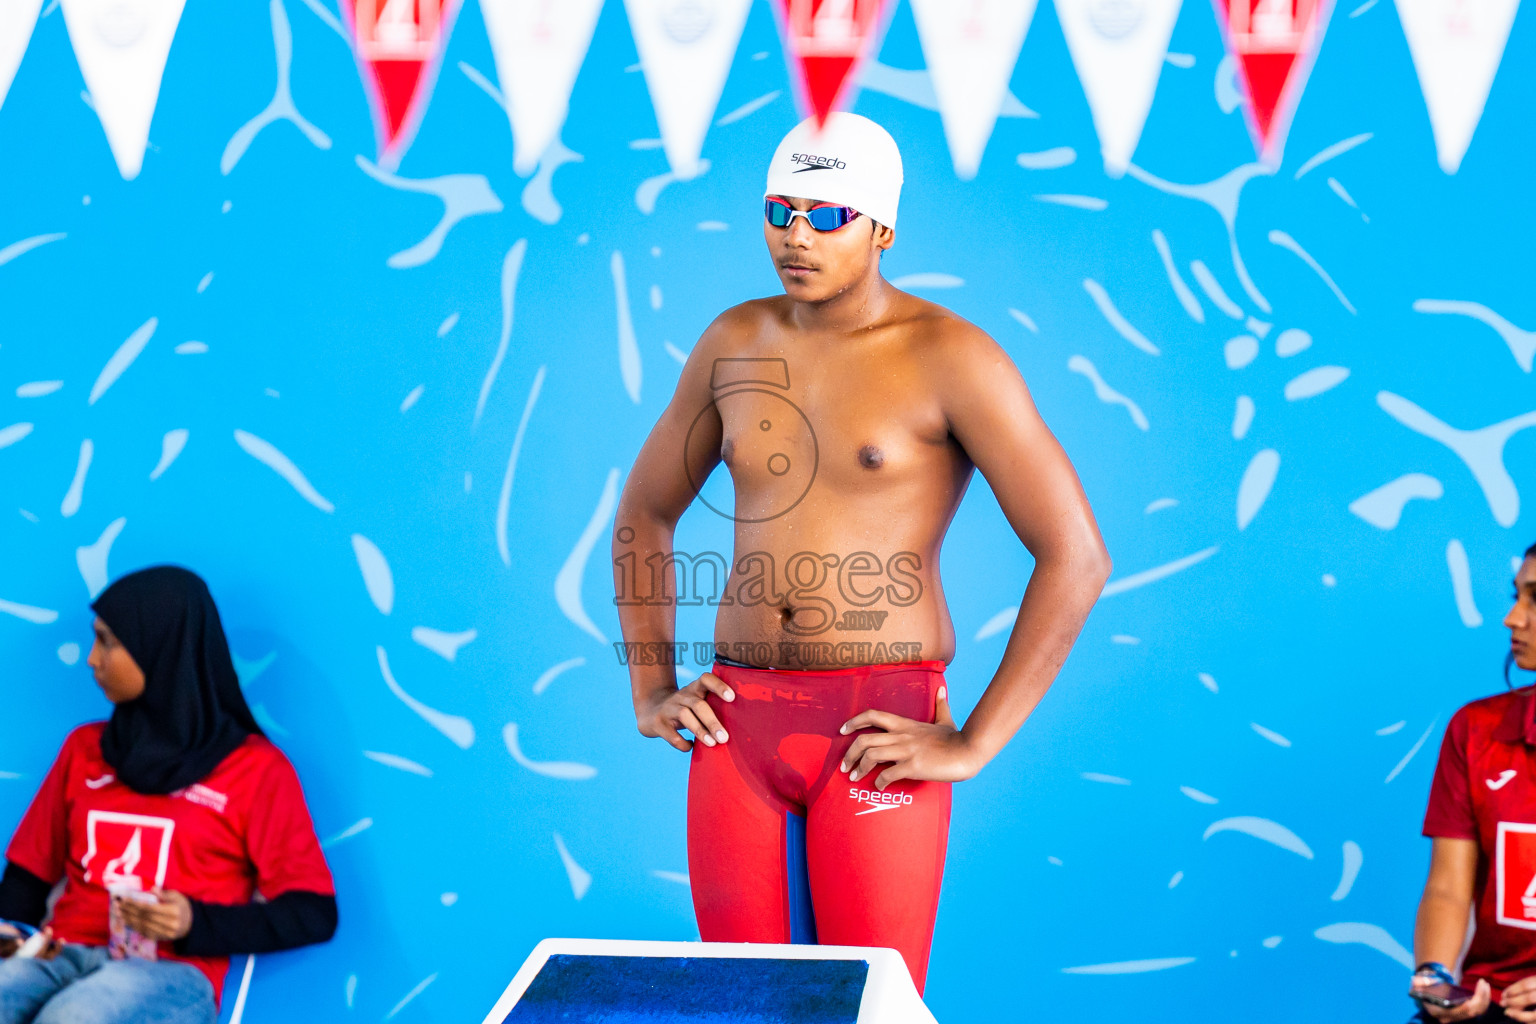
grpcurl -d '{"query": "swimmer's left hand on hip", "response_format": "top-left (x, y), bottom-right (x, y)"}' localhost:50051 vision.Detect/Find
top-left (838, 687), bottom-right (977, 790)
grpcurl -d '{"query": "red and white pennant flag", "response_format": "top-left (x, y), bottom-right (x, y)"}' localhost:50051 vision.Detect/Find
top-left (775, 0), bottom-right (892, 125)
top-left (1212, 0), bottom-right (1334, 165)
top-left (909, 0), bottom-right (1039, 180)
top-left (340, 0), bottom-right (461, 171)
top-left (1395, 0), bottom-right (1519, 173)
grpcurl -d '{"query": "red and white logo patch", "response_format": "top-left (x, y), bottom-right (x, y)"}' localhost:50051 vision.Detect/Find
top-left (81, 811), bottom-right (175, 892)
top-left (1495, 821), bottom-right (1536, 930)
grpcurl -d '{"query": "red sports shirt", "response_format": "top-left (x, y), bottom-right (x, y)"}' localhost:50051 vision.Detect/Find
top-left (1424, 686), bottom-right (1536, 997)
top-left (5, 723), bottom-right (334, 1001)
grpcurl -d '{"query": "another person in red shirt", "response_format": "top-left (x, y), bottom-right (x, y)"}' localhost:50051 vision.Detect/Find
top-left (1412, 541), bottom-right (1536, 1021)
top-left (0, 567), bottom-right (337, 1024)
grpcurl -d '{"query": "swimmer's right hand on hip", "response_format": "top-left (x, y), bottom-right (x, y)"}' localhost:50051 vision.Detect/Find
top-left (635, 673), bottom-right (736, 752)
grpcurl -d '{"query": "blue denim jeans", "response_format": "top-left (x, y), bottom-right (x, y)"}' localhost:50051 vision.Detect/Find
top-left (0, 945), bottom-right (215, 1024)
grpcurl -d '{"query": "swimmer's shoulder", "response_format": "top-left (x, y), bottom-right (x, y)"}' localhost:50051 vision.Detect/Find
top-left (692, 298), bottom-right (791, 356)
top-left (887, 288), bottom-right (1010, 368)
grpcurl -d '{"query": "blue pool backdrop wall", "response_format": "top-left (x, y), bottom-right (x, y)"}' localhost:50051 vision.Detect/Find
top-left (1, 1), bottom-right (1534, 1021)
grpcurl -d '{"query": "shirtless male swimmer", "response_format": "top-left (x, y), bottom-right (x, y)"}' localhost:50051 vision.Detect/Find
top-left (613, 113), bottom-right (1111, 991)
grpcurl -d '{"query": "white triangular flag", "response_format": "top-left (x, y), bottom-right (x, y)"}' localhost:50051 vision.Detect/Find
top-left (1395, 0), bottom-right (1518, 174)
top-left (1056, 0), bottom-right (1182, 177)
top-left (481, 0), bottom-right (604, 176)
top-left (60, 0), bottom-right (187, 179)
top-left (623, 0), bottom-right (753, 180)
top-left (910, 0), bottom-right (1038, 180)
top-left (0, 0), bottom-right (42, 113)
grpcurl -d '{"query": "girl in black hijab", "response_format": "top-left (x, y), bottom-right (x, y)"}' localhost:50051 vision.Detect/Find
top-left (0, 567), bottom-right (337, 1023)
top-left (96, 566), bottom-right (264, 795)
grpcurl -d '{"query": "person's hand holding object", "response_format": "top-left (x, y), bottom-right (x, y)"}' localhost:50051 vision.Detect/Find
top-left (115, 889), bottom-right (192, 942)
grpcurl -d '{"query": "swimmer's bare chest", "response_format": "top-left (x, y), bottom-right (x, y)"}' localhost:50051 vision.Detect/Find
top-left (708, 305), bottom-right (974, 669)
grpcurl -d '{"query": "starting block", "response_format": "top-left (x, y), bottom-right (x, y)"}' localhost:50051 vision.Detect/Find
top-left (479, 938), bottom-right (939, 1024)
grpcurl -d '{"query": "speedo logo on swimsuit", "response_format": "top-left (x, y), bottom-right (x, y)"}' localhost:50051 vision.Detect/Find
top-left (790, 152), bottom-right (846, 172)
top-left (849, 787), bottom-right (913, 815)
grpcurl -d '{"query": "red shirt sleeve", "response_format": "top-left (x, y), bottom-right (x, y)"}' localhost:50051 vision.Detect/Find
top-left (5, 728), bottom-right (83, 884)
top-left (244, 749), bottom-right (334, 898)
top-left (1424, 707), bottom-right (1478, 840)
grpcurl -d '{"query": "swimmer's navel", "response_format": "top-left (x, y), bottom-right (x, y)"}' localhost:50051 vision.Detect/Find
top-left (720, 438), bottom-right (736, 463)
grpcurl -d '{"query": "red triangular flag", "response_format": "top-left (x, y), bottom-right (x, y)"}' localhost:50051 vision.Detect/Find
top-left (1212, 0), bottom-right (1333, 164)
top-left (341, 0), bottom-right (460, 170)
top-left (774, 0), bottom-right (892, 125)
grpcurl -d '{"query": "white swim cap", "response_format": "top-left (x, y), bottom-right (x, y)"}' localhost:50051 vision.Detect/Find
top-left (764, 113), bottom-right (903, 229)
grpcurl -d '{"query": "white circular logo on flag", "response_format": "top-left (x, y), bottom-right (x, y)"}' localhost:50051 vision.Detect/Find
top-left (1089, 0), bottom-right (1145, 39)
top-left (662, 0), bottom-right (713, 44)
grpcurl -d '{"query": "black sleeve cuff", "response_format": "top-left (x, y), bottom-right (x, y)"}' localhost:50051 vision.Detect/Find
top-left (174, 890), bottom-right (338, 958)
top-left (0, 862), bottom-right (52, 928)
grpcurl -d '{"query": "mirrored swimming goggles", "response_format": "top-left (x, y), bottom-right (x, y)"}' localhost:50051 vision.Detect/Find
top-left (764, 197), bottom-right (862, 232)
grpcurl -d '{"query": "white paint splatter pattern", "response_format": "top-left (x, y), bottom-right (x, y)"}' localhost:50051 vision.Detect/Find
top-left (351, 535), bottom-right (394, 615)
top-left (613, 252), bottom-right (641, 403)
top-left (376, 646), bottom-right (475, 749)
top-left (502, 723), bottom-right (597, 780)
top-left (233, 430), bottom-right (334, 513)
top-left (363, 751), bottom-right (433, 777)
top-left (1016, 147), bottom-right (1076, 170)
top-left (1232, 396), bottom-right (1255, 439)
top-left (1284, 366), bottom-right (1350, 401)
top-left (1151, 229), bottom-right (1203, 323)
top-left (1067, 355), bottom-right (1149, 430)
top-left (355, 156), bottom-right (503, 269)
top-left (553, 833), bottom-right (592, 899)
top-left (0, 597), bottom-right (59, 624)
top-left (1269, 230), bottom-right (1356, 314)
top-left (1446, 539), bottom-right (1482, 627)
top-left (412, 627), bottom-right (477, 662)
top-left (1332, 841), bottom-right (1363, 900)
top-left (475, 240), bottom-right (527, 428)
top-left (1348, 473), bottom-right (1443, 529)
top-left (1412, 299), bottom-right (1535, 372)
top-left (890, 273), bottom-right (964, 290)
top-left (1102, 547), bottom-right (1221, 598)
top-left (76, 517), bottom-right (126, 599)
top-left (60, 440), bottom-right (92, 517)
top-left (1385, 718), bottom-right (1440, 783)
top-left (90, 318), bottom-right (157, 405)
top-left (1251, 722), bottom-right (1292, 747)
top-left (554, 469), bottom-right (620, 644)
top-left (221, 0), bottom-right (331, 175)
top-left (1062, 958), bottom-right (1196, 975)
top-left (532, 657), bottom-right (586, 695)
top-left (1237, 450), bottom-right (1280, 530)
top-left (149, 429), bottom-right (188, 480)
top-left (1294, 133), bottom-right (1373, 179)
top-left (497, 366), bottom-right (546, 566)
top-left (1313, 923), bottom-right (1412, 969)
top-left (1083, 279), bottom-right (1159, 356)
top-left (1203, 816), bottom-right (1314, 859)
top-left (1377, 392), bottom-right (1536, 528)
